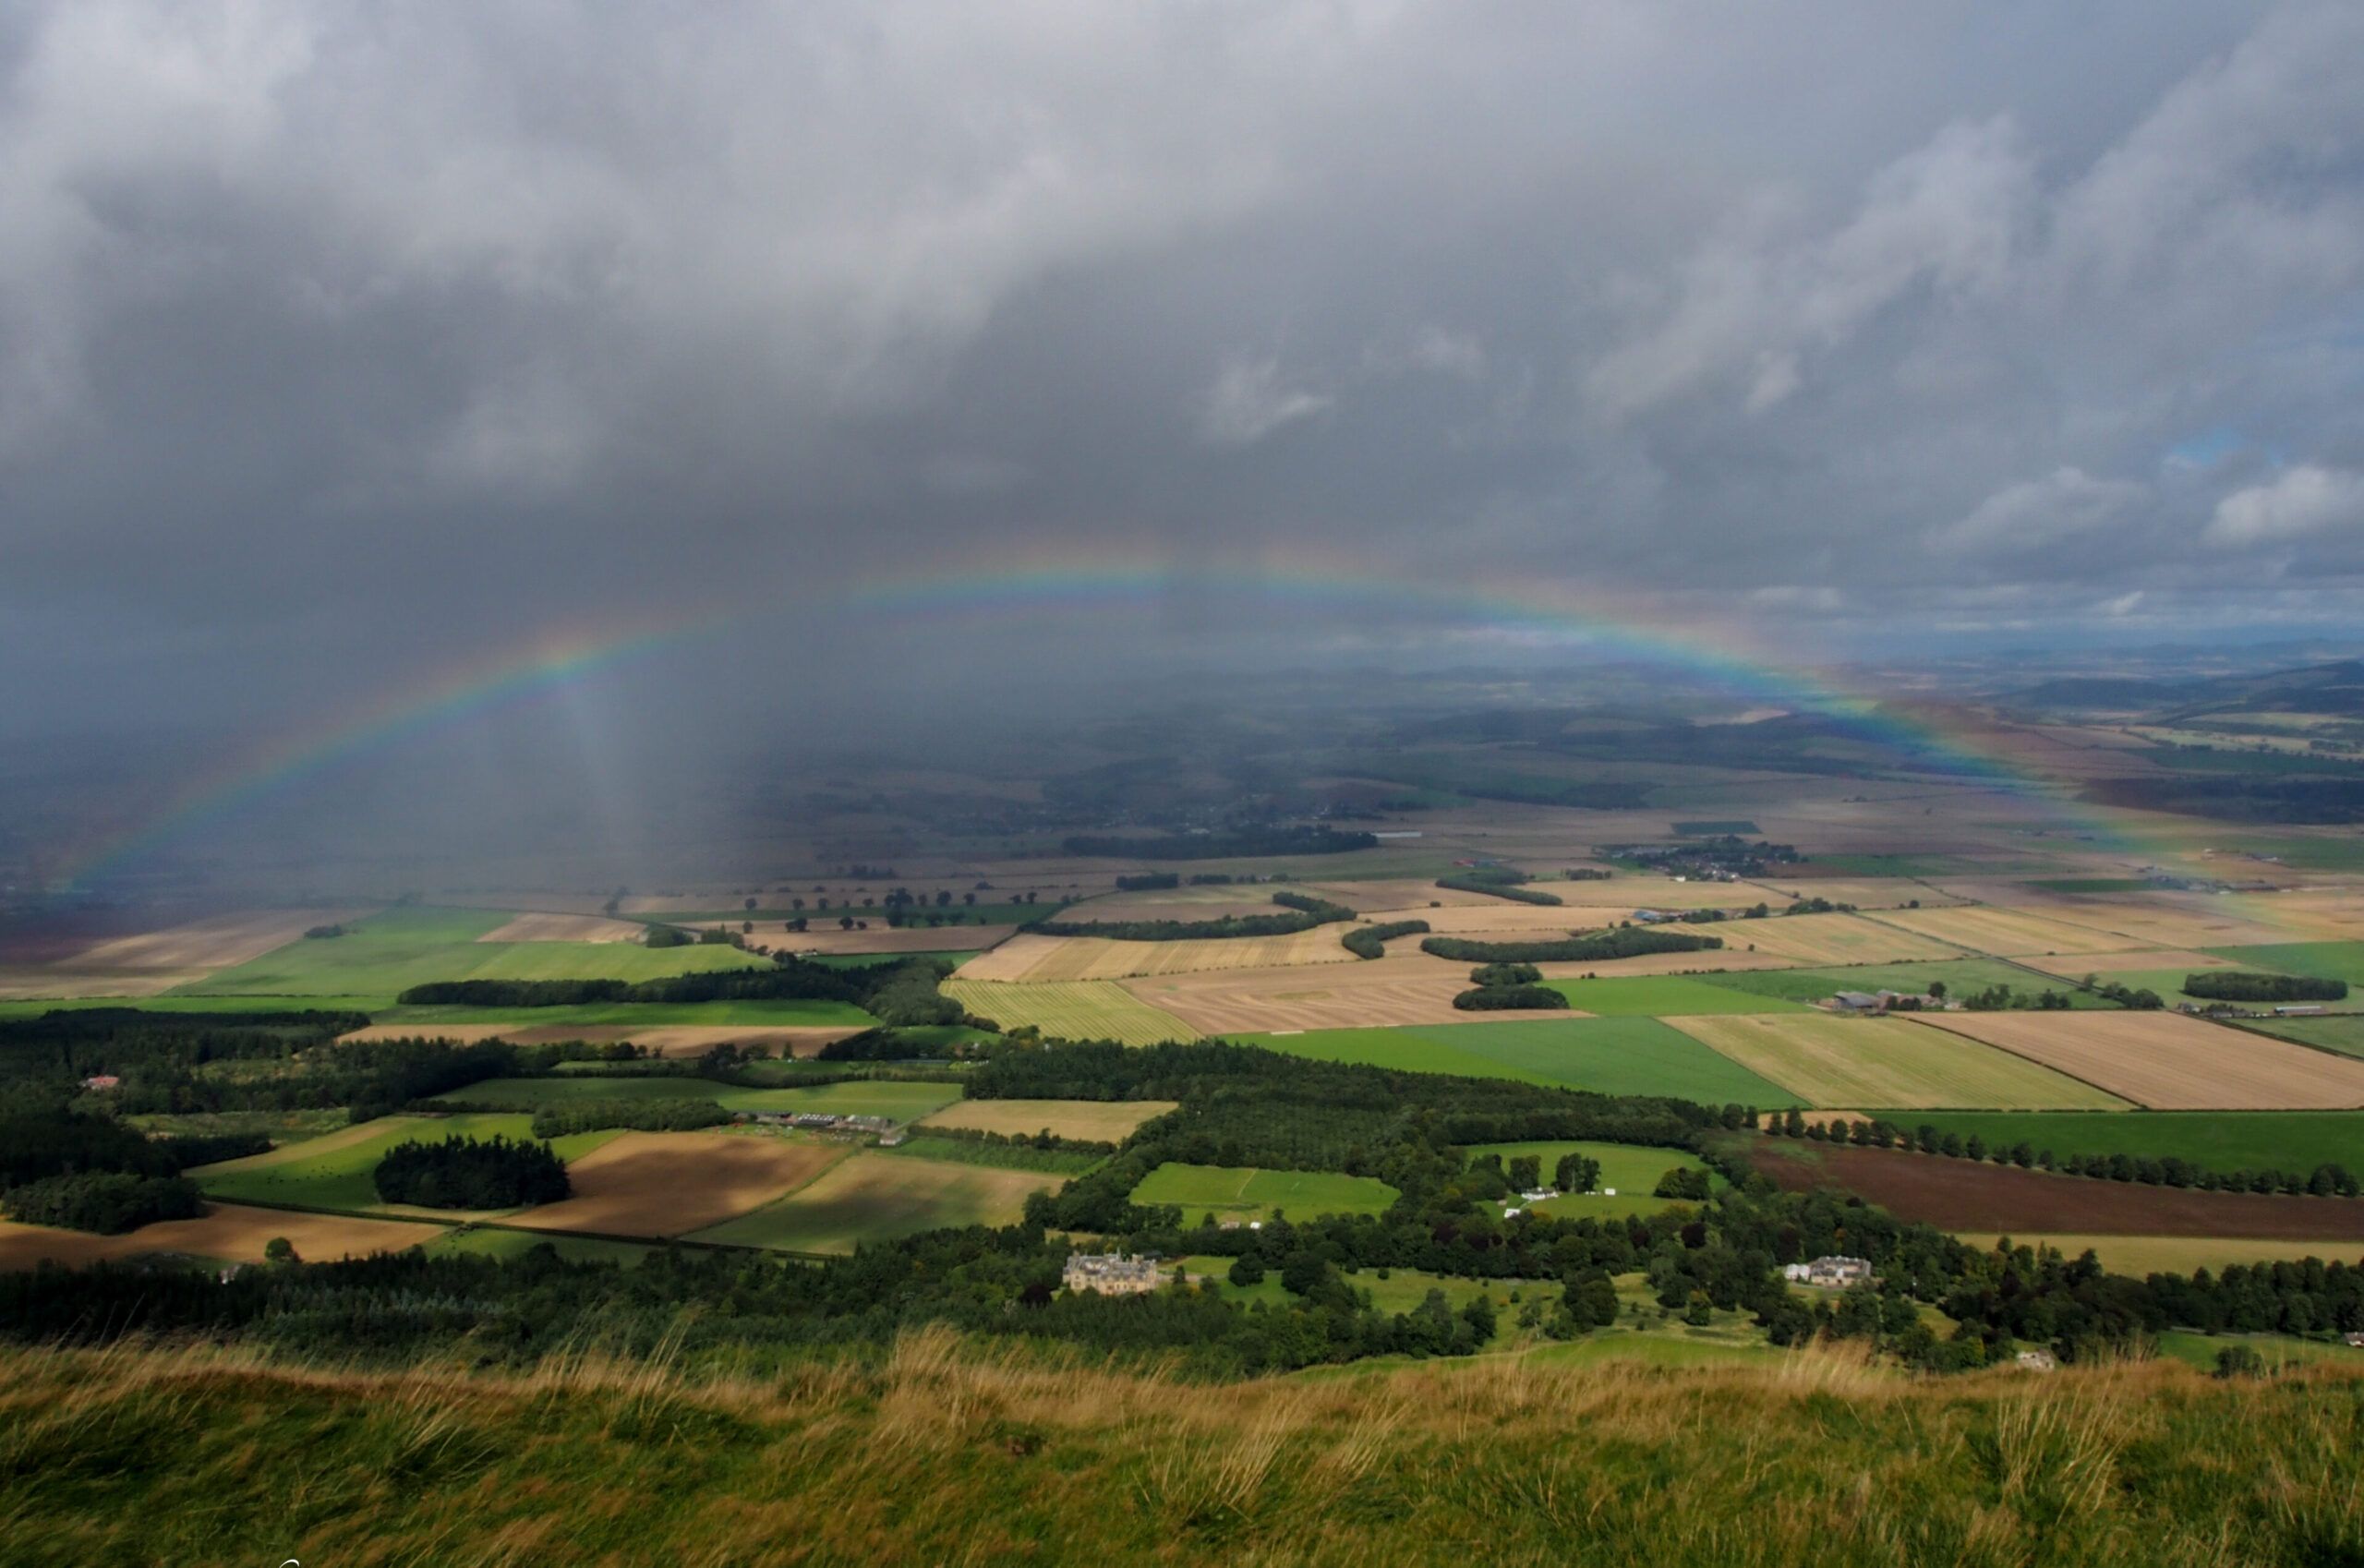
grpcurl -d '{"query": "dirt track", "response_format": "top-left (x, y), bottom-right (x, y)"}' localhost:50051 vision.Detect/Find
top-left (1747, 1140), bottom-right (2364, 1239)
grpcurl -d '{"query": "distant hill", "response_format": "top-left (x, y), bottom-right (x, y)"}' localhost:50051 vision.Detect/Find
top-left (2008, 658), bottom-right (2364, 721)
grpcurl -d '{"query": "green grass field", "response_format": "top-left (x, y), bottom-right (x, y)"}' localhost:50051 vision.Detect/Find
top-left (940, 979), bottom-right (1197, 1045)
top-left (2207, 941), bottom-right (2364, 987)
top-left (1131, 1163), bottom-right (1401, 1221)
top-left (1885, 1110), bottom-right (2364, 1177)
top-left (171, 906), bottom-right (770, 1002)
top-left (1698, 958), bottom-right (2121, 1007)
top-left (1543, 975), bottom-right (1811, 1016)
top-left (1236, 1018), bottom-right (1807, 1106)
top-left (1177, 1258), bottom-right (1526, 1314)
top-left (2249, 1015), bottom-right (2364, 1058)
top-left (193, 1114), bottom-right (623, 1215)
top-left (686, 1151), bottom-right (1057, 1253)
top-left (1457, 1139), bottom-right (1723, 1218)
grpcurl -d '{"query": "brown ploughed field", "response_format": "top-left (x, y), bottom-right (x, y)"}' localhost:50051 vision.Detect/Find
top-left (1747, 1141), bottom-right (2364, 1239)
top-left (502, 1132), bottom-right (843, 1236)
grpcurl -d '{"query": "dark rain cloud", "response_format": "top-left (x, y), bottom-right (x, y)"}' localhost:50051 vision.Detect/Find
top-left (4, 0), bottom-right (2363, 740)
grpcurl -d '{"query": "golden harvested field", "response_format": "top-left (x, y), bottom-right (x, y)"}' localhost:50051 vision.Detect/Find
top-left (1664, 1014), bottom-right (2129, 1110)
top-left (1908, 1011), bottom-right (2364, 1110)
top-left (0, 908), bottom-right (368, 998)
top-left (1878, 905), bottom-right (2142, 957)
top-left (1663, 913), bottom-right (1966, 967)
top-left (1741, 878), bottom-right (1966, 910)
top-left (505, 1133), bottom-right (847, 1237)
top-left (1072, 888), bottom-right (1298, 922)
top-left (1953, 1234), bottom-right (2364, 1276)
top-left (918, 1099), bottom-right (1179, 1141)
top-left (475, 911), bottom-right (647, 943)
top-left (1122, 956), bottom-right (1575, 1035)
top-left (2220, 889), bottom-right (2364, 942)
top-left (940, 980), bottom-right (1198, 1046)
top-left (0, 1202), bottom-right (440, 1272)
top-left (1369, 903), bottom-right (1635, 935)
top-left (783, 924), bottom-right (1018, 956)
top-left (2021, 949), bottom-right (2237, 978)
top-left (953, 929), bottom-right (1357, 983)
top-left (1299, 879), bottom-right (1506, 909)
top-left (2015, 895), bottom-right (2295, 950)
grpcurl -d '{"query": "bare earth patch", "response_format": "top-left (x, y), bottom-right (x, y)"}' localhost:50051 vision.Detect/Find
top-left (0, 1202), bottom-right (440, 1272)
top-left (918, 1099), bottom-right (1179, 1140)
top-left (475, 911), bottom-right (649, 944)
top-left (1749, 1140), bottom-right (2364, 1239)
top-left (1907, 1010), bottom-right (2364, 1110)
top-left (505, 1132), bottom-right (847, 1237)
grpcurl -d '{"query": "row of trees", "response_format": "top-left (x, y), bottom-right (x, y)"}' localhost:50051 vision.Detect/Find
top-left (1434, 867), bottom-right (1563, 906)
top-left (1033, 892), bottom-right (1356, 943)
top-left (1771, 1112), bottom-right (2363, 1197)
top-left (1341, 919), bottom-right (1428, 959)
top-left (2183, 971), bottom-right (2348, 1003)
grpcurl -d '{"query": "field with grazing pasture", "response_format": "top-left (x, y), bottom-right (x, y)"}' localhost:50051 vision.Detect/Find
top-left (193, 1114), bottom-right (624, 1216)
top-left (1666, 1013), bottom-right (2129, 1109)
top-left (942, 979), bottom-right (1197, 1045)
top-left (1457, 1140), bottom-right (1723, 1218)
top-left (1907, 1010), bottom-right (2364, 1109)
top-left (2249, 1015), bottom-right (2364, 1059)
top-left (1543, 975), bottom-right (1807, 1016)
top-left (1234, 1018), bottom-right (1807, 1106)
top-left (917, 1099), bottom-right (1176, 1141)
top-left (175, 906), bottom-right (770, 1001)
top-left (1698, 959), bottom-right (2122, 1008)
top-left (689, 1152), bottom-right (1061, 1253)
top-left (0, 1203), bottom-right (442, 1272)
top-left (1130, 1163), bottom-right (1400, 1221)
top-left (501, 1132), bottom-right (846, 1237)
top-left (2206, 941), bottom-right (2364, 987)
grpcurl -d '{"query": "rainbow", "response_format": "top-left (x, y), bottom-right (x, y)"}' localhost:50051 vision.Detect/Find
top-left (59, 612), bottom-right (731, 887)
top-left (60, 545), bottom-right (2191, 885)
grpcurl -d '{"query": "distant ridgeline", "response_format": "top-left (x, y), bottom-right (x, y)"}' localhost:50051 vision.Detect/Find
top-left (1060, 826), bottom-right (1379, 860)
top-left (1033, 892), bottom-right (1356, 943)
top-left (1420, 928), bottom-right (1723, 964)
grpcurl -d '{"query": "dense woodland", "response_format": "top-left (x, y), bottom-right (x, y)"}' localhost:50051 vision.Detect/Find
top-left (1341, 919), bottom-right (1428, 959)
top-left (372, 1134), bottom-right (571, 1209)
top-left (2181, 971), bottom-right (2348, 1003)
top-left (1033, 892), bottom-right (1356, 942)
top-left (1419, 928), bottom-right (1723, 963)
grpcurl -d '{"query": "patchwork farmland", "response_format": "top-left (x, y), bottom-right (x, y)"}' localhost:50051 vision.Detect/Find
top-left (941, 978), bottom-right (1198, 1044)
top-left (1666, 1013), bottom-right (2129, 1109)
top-left (1906, 1010), bottom-right (2364, 1110)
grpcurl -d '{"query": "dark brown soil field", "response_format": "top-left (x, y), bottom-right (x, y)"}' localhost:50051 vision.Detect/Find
top-left (1745, 1139), bottom-right (2364, 1240)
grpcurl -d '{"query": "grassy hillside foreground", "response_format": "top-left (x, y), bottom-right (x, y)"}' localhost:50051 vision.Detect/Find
top-left (8, 1333), bottom-right (2363, 1564)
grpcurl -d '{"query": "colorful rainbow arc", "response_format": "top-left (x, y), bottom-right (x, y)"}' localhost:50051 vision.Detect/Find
top-left (58, 549), bottom-right (2183, 885)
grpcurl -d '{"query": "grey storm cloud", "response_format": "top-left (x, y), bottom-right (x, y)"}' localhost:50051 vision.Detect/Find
top-left (4, 0), bottom-right (2364, 737)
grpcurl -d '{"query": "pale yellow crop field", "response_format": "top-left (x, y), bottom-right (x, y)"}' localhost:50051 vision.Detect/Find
top-left (952, 928), bottom-right (1357, 983)
top-left (1667, 913), bottom-right (1966, 967)
top-left (1878, 905), bottom-right (2140, 957)
top-left (1370, 903), bottom-right (1636, 934)
top-left (919, 1099), bottom-right (1177, 1141)
top-left (1908, 1011), bottom-right (2364, 1110)
top-left (940, 980), bottom-right (1199, 1046)
top-left (1666, 1014), bottom-right (2128, 1110)
top-left (1122, 956), bottom-right (1573, 1035)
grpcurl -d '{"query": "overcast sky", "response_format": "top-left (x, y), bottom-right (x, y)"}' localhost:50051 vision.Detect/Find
top-left (6, 1), bottom-right (2363, 743)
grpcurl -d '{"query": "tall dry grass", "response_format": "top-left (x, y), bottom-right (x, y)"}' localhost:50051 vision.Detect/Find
top-left (4, 1332), bottom-right (2360, 1565)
